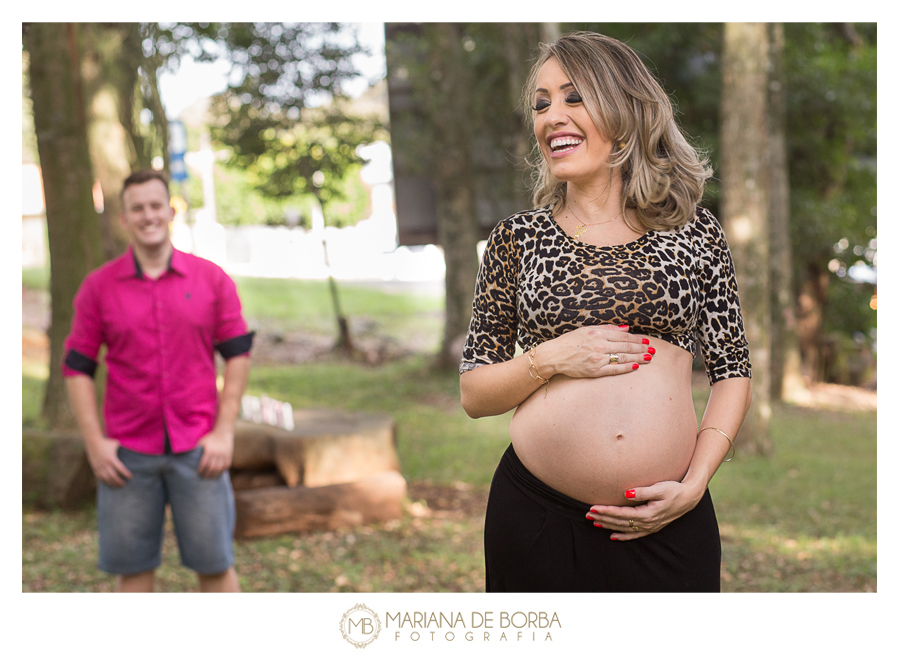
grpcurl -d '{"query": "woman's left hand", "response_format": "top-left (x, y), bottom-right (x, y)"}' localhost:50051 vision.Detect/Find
top-left (586, 480), bottom-right (703, 541)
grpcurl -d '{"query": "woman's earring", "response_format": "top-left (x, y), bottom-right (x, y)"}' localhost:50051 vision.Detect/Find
top-left (618, 141), bottom-right (627, 149)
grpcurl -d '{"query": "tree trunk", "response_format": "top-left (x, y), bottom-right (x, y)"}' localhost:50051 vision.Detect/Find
top-left (540, 23), bottom-right (561, 44)
top-left (796, 263), bottom-right (829, 382)
top-left (81, 24), bottom-right (134, 261)
top-left (118, 25), bottom-right (153, 171)
top-left (502, 24), bottom-right (541, 170)
top-left (141, 52), bottom-right (170, 173)
top-left (87, 85), bottom-right (131, 259)
top-left (720, 23), bottom-right (773, 456)
top-left (318, 194), bottom-right (354, 354)
top-left (766, 23), bottom-right (806, 402)
top-left (115, 23), bottom-right (149, 169)
top-left (426, 24), bottom-right (480, 369)
top-left (25, 23), bottom-right (105, 430)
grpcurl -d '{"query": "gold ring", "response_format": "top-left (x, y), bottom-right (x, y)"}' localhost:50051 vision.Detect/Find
top-left (629, 519), bottom-right (635, 528)
top-left (609, 353), bottom-right (620, 364)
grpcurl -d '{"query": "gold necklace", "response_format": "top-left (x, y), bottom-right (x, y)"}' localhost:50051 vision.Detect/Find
top-left (566, 203), bottom-right (623, 241)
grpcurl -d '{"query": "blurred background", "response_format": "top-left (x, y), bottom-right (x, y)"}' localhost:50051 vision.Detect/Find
top-left (21, 22), bottom-right (876, 593)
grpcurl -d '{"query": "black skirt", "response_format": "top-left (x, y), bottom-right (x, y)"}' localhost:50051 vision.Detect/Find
top-left (484, 444), bottom-right (721, 592)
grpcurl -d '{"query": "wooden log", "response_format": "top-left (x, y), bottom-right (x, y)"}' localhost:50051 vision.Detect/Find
top-left (272, 410), bottom-right (398, 487)
top-left (231, 420), bottom-right (276, 470)
top-left (233, 410), bottom-right (399, 488)
top-left (230, 470), bottom-right (285, 492)
top-left (23, 409), bottom-right (401, 509)
top-left (233, 470), bottom-right (406, 538)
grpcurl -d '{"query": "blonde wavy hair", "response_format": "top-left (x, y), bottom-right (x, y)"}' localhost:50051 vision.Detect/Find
top-left (523, 31), bottom-right (712, 231)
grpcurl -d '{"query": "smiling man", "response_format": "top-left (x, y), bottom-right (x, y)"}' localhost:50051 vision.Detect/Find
top-left (63, 170), bottom-right (254, 592)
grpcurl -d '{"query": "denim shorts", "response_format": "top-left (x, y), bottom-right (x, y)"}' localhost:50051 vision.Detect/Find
top-left (96, 446), bottom-right (235, 576)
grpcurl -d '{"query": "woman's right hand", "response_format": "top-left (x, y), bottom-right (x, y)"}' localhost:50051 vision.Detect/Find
top-left (536, 324), bottom-right (653, 379)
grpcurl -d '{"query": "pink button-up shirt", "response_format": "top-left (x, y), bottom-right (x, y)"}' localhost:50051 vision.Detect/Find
top-left (63, 247), bottom-right (253, 455)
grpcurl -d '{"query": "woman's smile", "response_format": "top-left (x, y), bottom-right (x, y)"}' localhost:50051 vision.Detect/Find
top-left (547, 132), bottom-right (585, 156)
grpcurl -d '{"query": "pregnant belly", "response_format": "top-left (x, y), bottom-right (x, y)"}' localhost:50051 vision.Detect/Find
top-left (509, 341), bottom-right (698, 505)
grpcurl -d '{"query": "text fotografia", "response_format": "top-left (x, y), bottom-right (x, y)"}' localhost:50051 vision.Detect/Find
top-left (386, 611), bottom-right (561, 642)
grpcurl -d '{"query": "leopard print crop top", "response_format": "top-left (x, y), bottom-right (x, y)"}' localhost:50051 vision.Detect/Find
top-left (460, 205), bottom-right (751, 385)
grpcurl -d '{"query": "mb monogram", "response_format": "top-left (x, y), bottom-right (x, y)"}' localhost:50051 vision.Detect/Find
top-left (340, 604), bottom-right (382, 648)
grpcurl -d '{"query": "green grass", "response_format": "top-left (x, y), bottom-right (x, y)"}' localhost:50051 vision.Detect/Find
top-left (233, 276), bottom-right (444, 349)
top-left (712, 404), bottom-right (876, 592)
top-left (23, 506), bottom-right (486, 593)
top-left (23, 374), bottom-right (44, 428)
top-left (22, 272), bottom-right (876, 592)
top-left (22, 266), bottom-right (49, 291)
top-left (713, 406), bottom-right (876, 539)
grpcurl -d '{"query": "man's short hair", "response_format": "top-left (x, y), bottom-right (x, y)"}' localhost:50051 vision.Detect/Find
top-left (122, 170), bottom-right (170, 200)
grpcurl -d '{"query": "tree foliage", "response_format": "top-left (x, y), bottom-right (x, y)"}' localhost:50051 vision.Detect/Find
top-left (783, 23), bottom-right (876, 340)
top-left (184, 161), bottom-right (369, 228)
top-left (150, 22), bottom-right (384, 205)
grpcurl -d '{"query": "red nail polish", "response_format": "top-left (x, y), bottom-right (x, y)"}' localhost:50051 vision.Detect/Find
top-left (593, 522), bottom-right (603, 528)
top-left (648, 346), bottom-right (656, 355)
top-left (644, 354), bottom-right (652, 361)
top-left (610, 537), bottom-right (618, 541)
top-left (642, 338), bottom-right (649, 344)
top-left (585, 513), bottom-right (593, 520)
top-left (625, 489), bottom-right (636, 499)
top-left (618, 324), bottom-right (629, 329)
top-left (632, 364), bottom-right (639, 370)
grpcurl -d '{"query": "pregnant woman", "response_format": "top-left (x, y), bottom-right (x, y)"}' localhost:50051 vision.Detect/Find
top-left (460, 32), bottom-right (752, 592)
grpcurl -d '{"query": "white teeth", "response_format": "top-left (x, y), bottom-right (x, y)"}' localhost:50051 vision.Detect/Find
top-left (550, 136), bottom-right (583, 151)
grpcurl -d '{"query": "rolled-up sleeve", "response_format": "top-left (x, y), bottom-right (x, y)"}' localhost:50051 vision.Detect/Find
top-left (695, 210), bottom-right (752, 385)
top-left (213, 270), bottom-right (254, 359)
top-left (62, 275), bottom-right (103, 378)
top-left (460, 220), bottom-right (520, 375)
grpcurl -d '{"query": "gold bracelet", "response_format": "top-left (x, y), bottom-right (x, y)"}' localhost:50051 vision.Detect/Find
top-left (698, 427), bottom-right (735, 462)
top-left (527, 347), bottom-right (550, 398)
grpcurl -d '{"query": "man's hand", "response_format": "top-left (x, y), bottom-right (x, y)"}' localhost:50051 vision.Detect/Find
top-left (85, 437), bottom-right (132, 487)
top-left (197, 353), bottom-right (248, 478)
top-left (67, 375), bottom-right (131, 487)
top-left (197, 428), bottom-right (234, 479)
